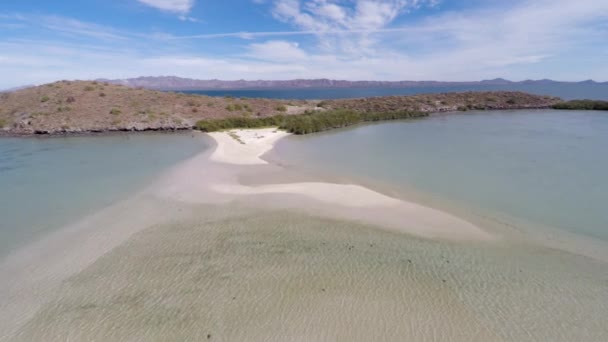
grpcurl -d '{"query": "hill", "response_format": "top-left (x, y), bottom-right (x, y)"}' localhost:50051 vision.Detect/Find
top-left (0, 80), bottom-right (561, 135)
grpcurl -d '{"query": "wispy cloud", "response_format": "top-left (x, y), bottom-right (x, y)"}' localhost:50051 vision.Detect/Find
top-left (170, 26), bottom-right (426, 40)
top-left (136, 0), bottom-right (195, 13)
top-left (269, 0), bottom-right (437, 54)
top-left (40, 16), bottom-right (129, 40)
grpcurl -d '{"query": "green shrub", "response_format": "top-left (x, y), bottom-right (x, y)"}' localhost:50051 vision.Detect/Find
top-left (195, 110), bottom-right (428, 135)
top-left (0, 118), bottom-right (7, 128)
top-left (276, 105), bottom-right (287, 112)
top-left (40, 96), bottom-right (50, 103)
top-left (99, 92), bottom-right (106, 97)
top-left (110, 108), bottom-right (121, 115)
top-left (84, 86), bottom-right (95, 91)
top-left (506, 98), bottom-right (517, 104)
top-left (552, 100), bottom-right (608, 110)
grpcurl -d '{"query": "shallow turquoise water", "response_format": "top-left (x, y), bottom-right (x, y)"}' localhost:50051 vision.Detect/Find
top-left (274, 110), bottom-right (608, 241)
top-left (0, 133), bottom-right (210, 258)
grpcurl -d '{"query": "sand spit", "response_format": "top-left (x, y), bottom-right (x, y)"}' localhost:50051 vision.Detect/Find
top-left (0, 128), bottom-right (488, 339)
top-left (158, 128), bottom-right (492, 241)
top-left (207, 128), bottom-right (290, 165)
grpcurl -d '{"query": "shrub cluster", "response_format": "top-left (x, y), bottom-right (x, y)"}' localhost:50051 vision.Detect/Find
top-left (195, 109), bottom-right (428, 135)
top-left (552, 100), bottom-right (608, 110)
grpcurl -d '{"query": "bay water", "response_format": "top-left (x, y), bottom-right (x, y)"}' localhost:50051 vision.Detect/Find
top-left (183, 83), bottom-right (608, 100)
top-left (273, 109), bottom-right (608, 242)
top-left (0, 132), bottom-right (211, 258)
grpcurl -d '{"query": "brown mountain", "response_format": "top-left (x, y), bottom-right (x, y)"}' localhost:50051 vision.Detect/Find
top-left (98, 76), bottom-right (604, 91)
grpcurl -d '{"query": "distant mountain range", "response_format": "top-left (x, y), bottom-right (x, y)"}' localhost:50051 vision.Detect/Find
top-left (99, 76), bottom-right (606, 91)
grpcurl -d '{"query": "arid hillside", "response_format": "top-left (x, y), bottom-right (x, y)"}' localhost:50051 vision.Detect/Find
top-left (0, 80), bottom-right (309, 134)
top-left (0, 80), bottom-right (561, 135)
top-left (320, 91), bottom-right (560, 113)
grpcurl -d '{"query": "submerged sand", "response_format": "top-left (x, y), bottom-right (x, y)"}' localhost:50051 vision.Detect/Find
top-left (1, 128), bottom-right (608, 341)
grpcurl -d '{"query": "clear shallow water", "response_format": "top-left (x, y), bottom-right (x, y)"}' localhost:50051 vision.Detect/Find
top-left (182, 83), bottom-right (608, 100)
top-left (0, 133), bottom-right (210, 258)
top-left (274, 110), bottom-right (608, 241)
top-left (12, 207), bottom-right (608, 341)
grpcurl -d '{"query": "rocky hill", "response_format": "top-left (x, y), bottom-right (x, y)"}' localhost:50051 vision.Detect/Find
top-left (0, 80), bottom-right (309, 135)
top-left (0, 80), bottom-right (561, 135)
top-left (320, 91), bottom-right (560, 113)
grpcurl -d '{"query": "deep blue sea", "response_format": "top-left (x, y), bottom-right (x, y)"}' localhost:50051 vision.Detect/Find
top-left (181, 83), bottom-right (608, 100)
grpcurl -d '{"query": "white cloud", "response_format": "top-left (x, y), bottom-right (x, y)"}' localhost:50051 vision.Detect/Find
top-left (272, 0), bottom-right (426, 31)
top-left (178, 15), bottom-right (201, 22)
top-left (136, 0), bottom-right (195, 13)
top-left (270, 0), bottom-right (437, 55)
top-left (248, 40), bottom-right (308, 61)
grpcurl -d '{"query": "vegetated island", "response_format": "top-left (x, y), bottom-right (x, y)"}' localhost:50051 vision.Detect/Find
top-left (1, 80), bottom-right (598, 136)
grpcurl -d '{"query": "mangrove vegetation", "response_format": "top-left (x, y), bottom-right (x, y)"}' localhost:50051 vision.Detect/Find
top-left (194, 109), bottom-right (428, 135)
top-left (552, 100), bottom-right (608, 110)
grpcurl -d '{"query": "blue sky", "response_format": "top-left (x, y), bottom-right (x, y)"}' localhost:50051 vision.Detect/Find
top-left (1, 0), bottom-right (607, 88)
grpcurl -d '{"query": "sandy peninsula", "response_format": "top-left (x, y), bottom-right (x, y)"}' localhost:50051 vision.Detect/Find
top-left (159, 127), bottom-right (493, 241)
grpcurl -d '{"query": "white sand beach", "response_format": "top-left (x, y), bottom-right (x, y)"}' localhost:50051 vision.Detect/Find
top-left (168, 128), bottom-right (493, 241)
